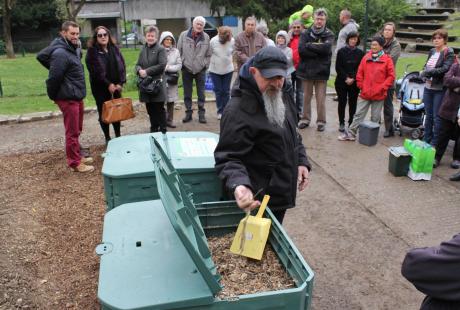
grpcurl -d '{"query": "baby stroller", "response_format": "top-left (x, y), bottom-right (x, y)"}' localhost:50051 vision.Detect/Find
top-left (394, 65), bottom-right (425, 139)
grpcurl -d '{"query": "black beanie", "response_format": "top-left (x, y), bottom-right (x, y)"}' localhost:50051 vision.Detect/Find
top-left (371, 36), bottom-right (385, 47)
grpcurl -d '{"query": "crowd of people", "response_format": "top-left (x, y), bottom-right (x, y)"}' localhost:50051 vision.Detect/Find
top-left (36, 5), bottom-right (460, 309)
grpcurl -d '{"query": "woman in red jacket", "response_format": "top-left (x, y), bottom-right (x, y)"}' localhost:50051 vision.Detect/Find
top-left (339, 36), bottom-right (395, 141)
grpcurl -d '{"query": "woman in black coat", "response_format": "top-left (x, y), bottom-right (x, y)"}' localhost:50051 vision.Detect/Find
top-left (86, 26), bottom-right (126, 142)
top-left (136, 26), bottom-right (167, 133)
top-left (334, 31), bottom-right (364, 132)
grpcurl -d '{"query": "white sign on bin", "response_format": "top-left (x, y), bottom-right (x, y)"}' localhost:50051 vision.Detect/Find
top-left (177, 138), bottom-right (218, 157)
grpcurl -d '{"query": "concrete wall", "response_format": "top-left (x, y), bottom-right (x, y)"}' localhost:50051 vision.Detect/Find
top-left (125, 0), bottom-right (214, 20)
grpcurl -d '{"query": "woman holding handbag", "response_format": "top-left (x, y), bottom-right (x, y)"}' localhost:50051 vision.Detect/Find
top-left (86, 26), bottom-right (126, 143)
top-left (160, 31), bottom-right (182, 128)
top-left (136, 25), bottom-right (167, 133)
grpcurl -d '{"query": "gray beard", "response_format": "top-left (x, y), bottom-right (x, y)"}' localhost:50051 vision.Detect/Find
top-left (262, 90), bottom-right (285, 127)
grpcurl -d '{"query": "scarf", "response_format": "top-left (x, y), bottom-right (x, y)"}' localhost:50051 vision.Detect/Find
top-left (106, 45), bottom-right (120, 84)
top-left (371, 50), bottom-right (384, 61)
top-left (312, 26), bottom-right (325, 35)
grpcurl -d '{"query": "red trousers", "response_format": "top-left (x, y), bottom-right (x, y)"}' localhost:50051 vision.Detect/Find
top-left (55, 100), bottom-right (84, 168)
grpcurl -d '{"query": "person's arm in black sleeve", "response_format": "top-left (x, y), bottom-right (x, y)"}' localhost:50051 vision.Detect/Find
top-left (303, 31), bottom-right (334, 56)
top-left (214, 108), bottom-right (255, 193)
top-left (296, 131), bottom-right (311, 171)
top-left (298, 32), bottom-right (318, 58)
top-left (401, 233), bottom-right (460, 301)
top-left (335, 49), bottom-right (346, 80)
top-left (46, 49), bottom-right (67, 100)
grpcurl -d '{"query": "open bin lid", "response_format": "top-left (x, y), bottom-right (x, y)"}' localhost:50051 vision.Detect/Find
top-left (151, 136), bottom-right (223, 295)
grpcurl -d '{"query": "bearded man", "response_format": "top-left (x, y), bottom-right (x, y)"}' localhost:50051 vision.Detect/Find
top-left (214, 47), bottom-right (311, 224)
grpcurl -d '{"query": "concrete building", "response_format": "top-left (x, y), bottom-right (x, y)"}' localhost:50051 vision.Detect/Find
top-left (77, 0), bottom-right (241, 44)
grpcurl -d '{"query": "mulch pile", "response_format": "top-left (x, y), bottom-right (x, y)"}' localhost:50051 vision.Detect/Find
top-left (0, 147), bottom-right (106, 309)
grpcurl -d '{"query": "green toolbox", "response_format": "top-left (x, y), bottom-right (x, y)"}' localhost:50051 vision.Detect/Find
top-left (96, 137), bottom-right (315, 310)
top-left (102, 131), bottom-right (222, 210)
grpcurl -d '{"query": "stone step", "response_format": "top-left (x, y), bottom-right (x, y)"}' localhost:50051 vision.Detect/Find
top-left (404, 14), bottom-right (449, 21)
top-left (399, 40), bottom-right (460, 54)
top-left (416, 7), bottom-right (456, 14)
top-left (399, 21), bottom-right (446, 30)
top-left (396, 30), bottom-right (456, 41)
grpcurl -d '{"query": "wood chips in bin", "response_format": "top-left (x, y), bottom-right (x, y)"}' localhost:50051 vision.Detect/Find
top-left (208, 233), bottom-right (296, 298)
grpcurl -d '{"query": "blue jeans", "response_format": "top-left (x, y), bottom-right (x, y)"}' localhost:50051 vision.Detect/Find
top-left (209, 72), bottom-right (232, 115)
top-left (423, 88), bottom-right (445, 146)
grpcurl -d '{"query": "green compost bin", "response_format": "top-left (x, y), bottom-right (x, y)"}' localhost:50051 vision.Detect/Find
top-left (102, 131), bottom-right (222, 210)
top-left (96, 137), bottom-right (314, 310)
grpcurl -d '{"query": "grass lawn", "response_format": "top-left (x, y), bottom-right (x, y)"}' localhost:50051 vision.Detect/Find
top-left (0, 48), bottom-right (196, 115)
top-left (1, 47), bottom-right (426, 115)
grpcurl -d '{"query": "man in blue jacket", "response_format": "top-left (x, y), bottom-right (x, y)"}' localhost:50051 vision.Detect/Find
top-left (37, 21), bottom-right (93, 173)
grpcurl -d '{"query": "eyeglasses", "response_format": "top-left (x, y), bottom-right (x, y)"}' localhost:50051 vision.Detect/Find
top-left (292, 27), bottom-right (301, 29)
top-left (164, 38), bottom-right (172, 41)
top-left (97, 33), bottom-right (108, 38)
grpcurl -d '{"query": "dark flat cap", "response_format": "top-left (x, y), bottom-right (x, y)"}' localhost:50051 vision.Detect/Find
top-left (252, 46), bottom-right (288, 78)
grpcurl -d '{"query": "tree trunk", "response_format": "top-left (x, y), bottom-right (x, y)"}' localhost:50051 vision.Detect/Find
top-left (3, 0), bottom-right (15, 58)
top-left (66, 0), bottom-right (86, 21)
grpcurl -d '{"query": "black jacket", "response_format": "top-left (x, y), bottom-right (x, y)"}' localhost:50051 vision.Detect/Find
top-left (401, 233), bottom-right (460, 310)
top-left (422, 47), bottom-right (456, 89)
top-left (335, 45), bottom-right (365, 88)
top-left (214, 58), bottom-right (311, 210)
top-left (85, 44), bottom-right (126, 104)
top-left (135, 42), bottom-right (167, 103)
top-left (36, 37), bottom-right (86, 101)
top-left (297, 26), bottom-right (334, 80)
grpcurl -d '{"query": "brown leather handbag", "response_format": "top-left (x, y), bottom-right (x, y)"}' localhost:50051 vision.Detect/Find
top-left (102, 96), bottom-right (135, 124)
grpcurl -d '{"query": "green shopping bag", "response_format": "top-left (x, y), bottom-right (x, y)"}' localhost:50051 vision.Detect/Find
top-left (403, 139), bottom-right (435, 174)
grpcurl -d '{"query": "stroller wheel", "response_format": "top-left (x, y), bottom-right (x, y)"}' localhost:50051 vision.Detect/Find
top-left (411, 128), bottom-right (421, 139)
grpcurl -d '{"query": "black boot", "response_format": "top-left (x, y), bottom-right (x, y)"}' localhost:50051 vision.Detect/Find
top-left (198, 112), bottom-right (207, 124)
top-left (182, 112), bottom-right (192, 123)
top-left (450, 171), bottom-right (460, 181)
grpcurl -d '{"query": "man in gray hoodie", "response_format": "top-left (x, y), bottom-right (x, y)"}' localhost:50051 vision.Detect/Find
top-left (335, 10), bottom-right (359, 54)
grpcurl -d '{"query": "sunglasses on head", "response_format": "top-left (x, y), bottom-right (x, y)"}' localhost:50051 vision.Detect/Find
top-left (97, 33), bottom-right (108, 38)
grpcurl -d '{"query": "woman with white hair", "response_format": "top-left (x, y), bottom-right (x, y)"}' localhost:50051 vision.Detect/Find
top-left (160, 31), bottom-right (182, 128)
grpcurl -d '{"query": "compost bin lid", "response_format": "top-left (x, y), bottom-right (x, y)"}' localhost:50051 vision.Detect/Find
top-left (102, 132), bottom-right (219, 178)
top-left (151, 136), bottom-right (223, 295)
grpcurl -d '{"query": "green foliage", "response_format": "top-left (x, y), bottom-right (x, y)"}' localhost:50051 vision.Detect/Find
top-left (309, 0), bottom-right (414, 35)
top-left (11, 0), bottom-right (60, 29)
top-left (201, 0), bottom-right (305, 23)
